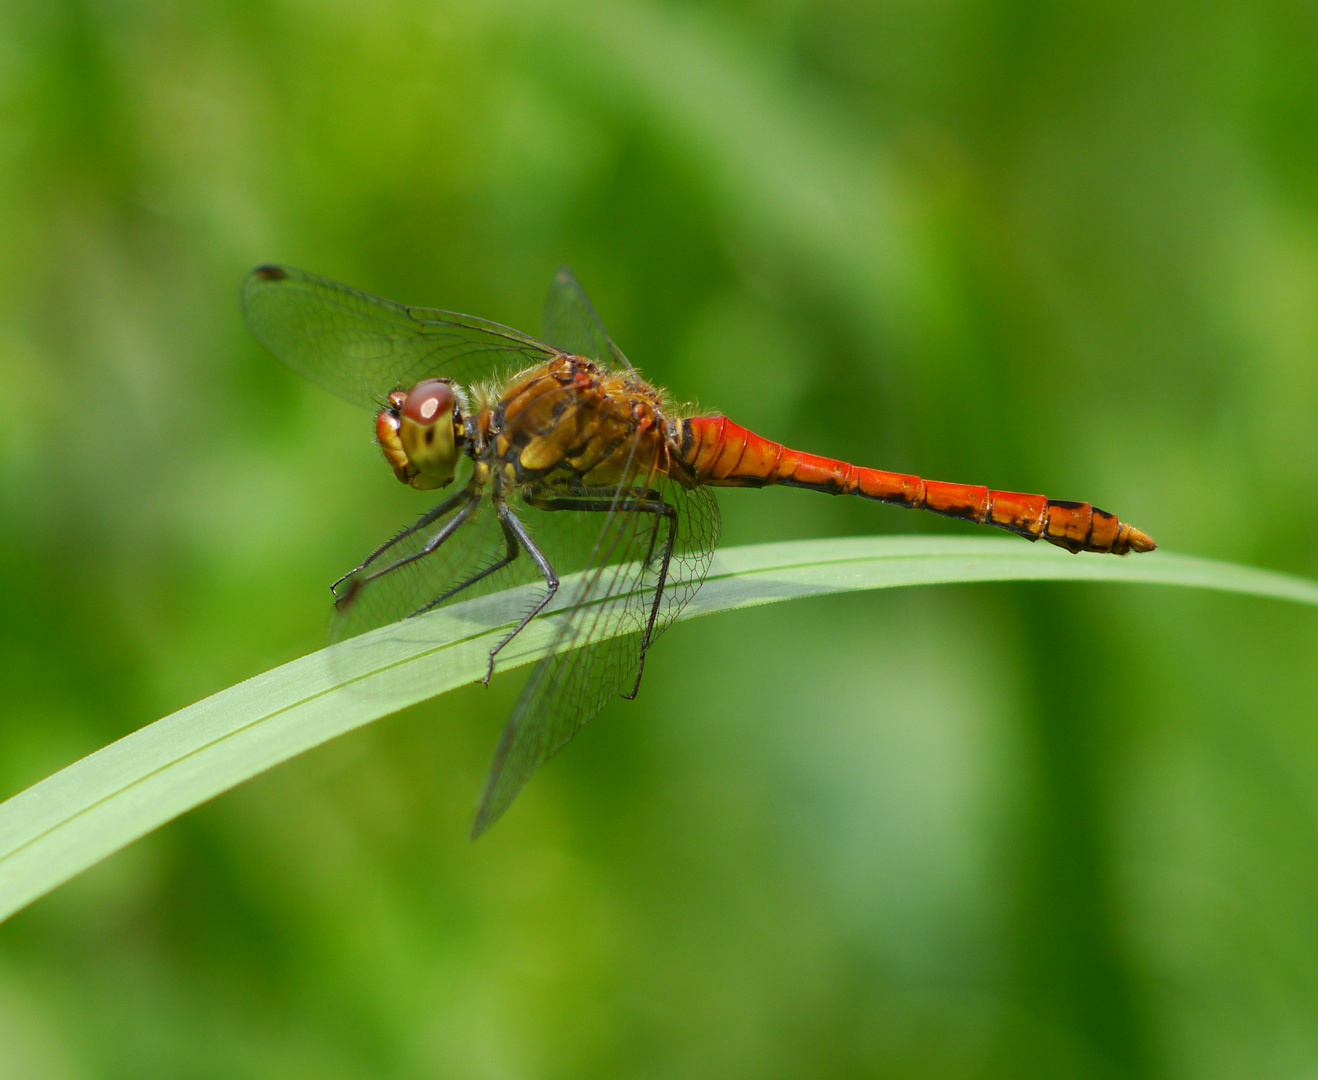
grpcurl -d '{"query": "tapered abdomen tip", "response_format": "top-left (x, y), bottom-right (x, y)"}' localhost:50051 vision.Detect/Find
top-left (1121, 526), bottom-right (1156, 554)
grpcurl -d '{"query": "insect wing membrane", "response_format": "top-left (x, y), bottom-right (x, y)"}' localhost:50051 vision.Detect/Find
top-left (542, 266), bottom-right (635, 374)
top-left (242, 265), bottom-right (560, 410)
top-left (472, 465), bottom-right (719, 836)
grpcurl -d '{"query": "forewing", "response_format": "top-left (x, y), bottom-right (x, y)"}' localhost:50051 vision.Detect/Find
top-left (542, 266), bottom-right (635, 373)
top-left (471, 467), bottom-right (719, 836)
top-left (243, 265), bottom-right (560, 409)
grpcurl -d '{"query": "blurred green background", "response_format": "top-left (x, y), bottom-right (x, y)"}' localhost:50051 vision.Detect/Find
top-left (3, 0), bottom-right (1318, 1076)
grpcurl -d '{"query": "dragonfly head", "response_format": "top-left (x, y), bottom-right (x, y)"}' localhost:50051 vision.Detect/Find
top-left (376, 379), bottom-right (463, 490)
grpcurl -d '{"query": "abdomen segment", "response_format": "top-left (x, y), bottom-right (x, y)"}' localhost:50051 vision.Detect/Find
top-left (678, 416), bottom-right (1154, 555)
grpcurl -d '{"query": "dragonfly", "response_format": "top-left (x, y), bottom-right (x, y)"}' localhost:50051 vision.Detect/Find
top-left (243, 264), bottom-right (1155, 836)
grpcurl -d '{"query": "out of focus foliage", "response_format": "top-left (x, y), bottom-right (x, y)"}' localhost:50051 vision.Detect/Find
top-left (2, 1), bottom-right (1317, 1077)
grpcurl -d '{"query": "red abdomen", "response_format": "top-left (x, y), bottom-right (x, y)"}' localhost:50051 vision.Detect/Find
top-left (677, 416), bottom-right (1154, 555)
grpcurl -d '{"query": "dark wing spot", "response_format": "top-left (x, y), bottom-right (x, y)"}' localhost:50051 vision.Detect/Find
top-left (252, 265), bottom-right (286, 281)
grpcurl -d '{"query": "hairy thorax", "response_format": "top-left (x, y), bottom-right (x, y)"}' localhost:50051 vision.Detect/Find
top-left (477, 356), bottom-right (677, 490)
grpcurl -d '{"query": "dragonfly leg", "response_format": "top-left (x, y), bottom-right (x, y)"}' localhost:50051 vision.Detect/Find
top-left (405, 513), bottom-right (521, 619)
top-left (331, 486), bottom-right (474, 597)
top-left (484, 501), bottom-right (559, 684)
top-left (527, 491), bottom-right (677, 699)
top-left (625, 500), bottom-right (677, 699)
top-left (334, 489), bottom-right (480, 609)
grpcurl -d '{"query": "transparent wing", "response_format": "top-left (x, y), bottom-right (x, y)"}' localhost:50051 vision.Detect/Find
top-left (471, 462), bottom-right (720, 836)
top-left (243, 265), bottom-right (560, 409)
top-left (542, 266), bottom-right (636, 373)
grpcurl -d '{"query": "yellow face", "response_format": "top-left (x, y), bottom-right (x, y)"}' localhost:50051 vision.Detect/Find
top-left (375, 379), bottom-right (461, 490)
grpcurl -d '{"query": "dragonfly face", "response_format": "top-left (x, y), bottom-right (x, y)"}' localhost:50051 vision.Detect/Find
top-left (375, 378), bottom-right (468, 490)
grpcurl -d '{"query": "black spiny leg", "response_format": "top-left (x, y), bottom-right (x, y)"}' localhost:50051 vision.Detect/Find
top-left (483, 501), bottom-right (559, 684)
top-left (334, 489), bottom-right (480, 609)
top-left (332, 486), bottom-right (474, 597)
top-left (528, 491), bottom-right (678, 699)
top-left (624, 501), bottom-right (677, 698)
top-left (406, 512), bottom-right (522, 619)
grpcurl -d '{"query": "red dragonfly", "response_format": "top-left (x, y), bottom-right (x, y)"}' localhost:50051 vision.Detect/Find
top-left (243, 265), bottom-right (1154, 835)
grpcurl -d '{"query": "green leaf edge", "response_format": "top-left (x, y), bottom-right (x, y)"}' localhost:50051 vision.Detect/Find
top-left (3, 535), bottom-right (1316, 924)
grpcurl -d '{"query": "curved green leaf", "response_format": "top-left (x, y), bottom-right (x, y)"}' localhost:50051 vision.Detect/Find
top-left (2, 536), bottom-right (1316, 924)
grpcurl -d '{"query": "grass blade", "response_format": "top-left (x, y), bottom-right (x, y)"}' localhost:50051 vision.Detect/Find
top-left (3, 536), bottom-right (1316, 923)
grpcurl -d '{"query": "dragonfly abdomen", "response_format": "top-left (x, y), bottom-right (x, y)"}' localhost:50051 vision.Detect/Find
top-left (678, 416), bottom-right (1154, 555)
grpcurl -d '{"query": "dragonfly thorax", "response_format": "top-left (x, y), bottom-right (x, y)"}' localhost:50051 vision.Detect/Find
top-left (376, 378), bottom-right (468, 490)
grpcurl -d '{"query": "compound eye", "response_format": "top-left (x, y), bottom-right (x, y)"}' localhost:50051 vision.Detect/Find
top-left (401, 379), bottom-right (454, 426)
top-left (396, 378), bottom-right (460, 489)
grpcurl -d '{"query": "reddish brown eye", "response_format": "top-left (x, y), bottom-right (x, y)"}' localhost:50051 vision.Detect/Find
top-left (401, 379), bottom-right (454, 425)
